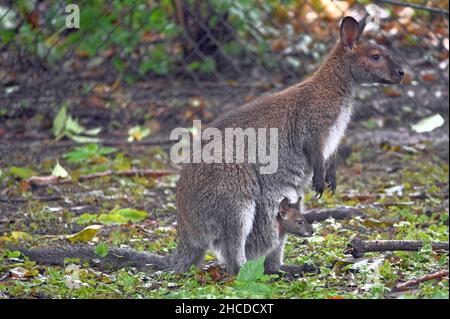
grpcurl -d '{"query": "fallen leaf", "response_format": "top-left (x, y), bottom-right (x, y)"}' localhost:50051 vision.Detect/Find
top-left (411, 114), bottom-right (445, 133)
top-left (10, 267), bottom-right (39, 279)
top-left (66, 225), bottom-right (103, 243)
top-left (52, 161), bottom-right (70, 178)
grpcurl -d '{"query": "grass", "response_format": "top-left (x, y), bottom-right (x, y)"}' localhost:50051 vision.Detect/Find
top-left (0, 135), bottom-right (448, 299)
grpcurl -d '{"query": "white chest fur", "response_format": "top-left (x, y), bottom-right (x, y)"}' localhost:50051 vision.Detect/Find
top-left (322, 102), bottom-right (352, 161)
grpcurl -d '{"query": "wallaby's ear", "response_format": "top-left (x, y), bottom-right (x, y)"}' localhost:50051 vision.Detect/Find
top-left (288, 198), bottom-right (301, 210)
top-left (358, 13), bottom-right (369, 37)
top-left (279, 198), bottom-right (289, 220)
top-left (340, 16), bottom-right (360, 49)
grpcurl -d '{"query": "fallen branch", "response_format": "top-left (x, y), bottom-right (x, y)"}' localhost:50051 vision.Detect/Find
top-left (303, 207), bottom-right (363, 223)
top-left (375, 0), bottom-right (449, 16)
top-left (27, 169), bottom-right (178, 186)
top-left (395, 271), bottom-right (449, 291)
top-left (345, 239), bottom-right (449, 258)
top-left (0, 195), bottom-right (63, 203)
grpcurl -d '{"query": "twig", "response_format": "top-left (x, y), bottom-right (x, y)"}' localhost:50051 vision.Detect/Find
top-left (0, 195), bottom-right (63, 203)
top-left (395, 271), bottom-right (449, 291)
top-left (372, 201), bottom-right (415, 207)
top-left (27, 169), bottom-right (178, 186)
top-left (375, 0), bottom-right (449, 16)
top-left (346, 239), bottom-right (449, 258)
top-left (303, 207), bottom-right (363, 223)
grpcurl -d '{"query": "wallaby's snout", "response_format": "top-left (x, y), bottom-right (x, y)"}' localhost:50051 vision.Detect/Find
top-left (389, 57), bottom-right (404, 84)
top-left (339, 15), bottom-right (404, 85)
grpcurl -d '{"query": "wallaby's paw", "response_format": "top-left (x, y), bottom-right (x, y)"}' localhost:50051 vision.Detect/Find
top-left (325, 171), bottom-right (337, 196)
top-left (312, 175), bottom-right (325, 199)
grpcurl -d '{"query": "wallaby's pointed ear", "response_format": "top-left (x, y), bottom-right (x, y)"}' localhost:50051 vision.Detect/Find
top-left (279, 198), bottom-right (289, 219)
top-left (358, 13), bottom-right (369, 37)
top-left (340, 16), bottom-right (360, 49)
top-left (289, 199), bottom-right (301, 211)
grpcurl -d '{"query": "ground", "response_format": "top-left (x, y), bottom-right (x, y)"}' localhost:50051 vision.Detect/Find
top-left (0, 78), bottom-right (448, 299)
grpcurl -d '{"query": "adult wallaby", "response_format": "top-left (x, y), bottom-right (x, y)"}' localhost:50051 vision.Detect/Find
top-left (174, 15), bottom-right (403, 275)
top-left (10, 15), bottom-right (403, 275)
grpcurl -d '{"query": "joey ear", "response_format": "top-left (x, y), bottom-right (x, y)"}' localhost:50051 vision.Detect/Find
top-left (340, 16), bottom-right (360, 49)
top-left (289, 200), bottom-right (301, 211)
top-left (279, 198), bottom-right (289, 219)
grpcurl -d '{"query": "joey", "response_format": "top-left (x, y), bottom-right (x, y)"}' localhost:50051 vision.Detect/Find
top-left (277, 198), bottom-right (313, 238)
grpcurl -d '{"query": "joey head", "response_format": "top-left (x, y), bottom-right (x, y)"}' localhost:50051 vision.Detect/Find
top-left (277, 198), bottom-right (313, 238)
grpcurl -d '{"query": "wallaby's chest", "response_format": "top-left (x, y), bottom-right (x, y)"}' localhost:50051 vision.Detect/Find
top-left (322, 102), bottom-right (353, 160)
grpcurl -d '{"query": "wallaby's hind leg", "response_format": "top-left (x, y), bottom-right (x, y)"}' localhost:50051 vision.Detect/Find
top-left (264, 234), bottom-right (286, 274)
top-left (219, 203), bottom-right (256, 275)
top-left (222, 237), bottom-right (247, 275)
top-left (171, 242), bottom-right (207, 273)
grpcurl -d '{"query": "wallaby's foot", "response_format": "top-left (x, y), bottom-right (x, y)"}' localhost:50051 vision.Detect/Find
top-left (312, 173), bottom-right (325, 199)
top-left (325, 170), bottom-right (337, 196)
top-left (171, 244), bottom-right (207, 273)
top-left (225, 259), bottom-right (245, 276)
top-left (223, 243), bottom-right (247, 275)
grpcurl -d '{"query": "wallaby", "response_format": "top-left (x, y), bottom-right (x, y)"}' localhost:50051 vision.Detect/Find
top-left (10, 15), bottom-right (403, 275)
top-left (173, 15), bottom-right (403, 275)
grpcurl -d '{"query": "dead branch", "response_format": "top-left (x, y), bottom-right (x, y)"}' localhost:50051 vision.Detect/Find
top-left (375, 0), bottom-right (449, 16)
top-left (27, 169), bottom-right (178, 186)
top-left (303, 207), bottom-right (363, 223)
top-left (0, 195), bottom-right (63, 203)
top-left (346, 239), bottom-right (449, 258)
top-left (395, 271), bottom-right (449, 291)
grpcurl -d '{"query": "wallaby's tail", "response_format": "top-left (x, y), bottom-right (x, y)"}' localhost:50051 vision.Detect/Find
top-left (10, 245), bottom-right (170, 272)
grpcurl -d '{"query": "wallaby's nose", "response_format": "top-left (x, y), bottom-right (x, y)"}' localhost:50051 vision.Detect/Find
top-left (398, 69), bottom-right (404, 77)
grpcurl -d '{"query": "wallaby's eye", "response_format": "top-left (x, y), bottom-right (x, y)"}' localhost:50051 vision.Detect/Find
top-left (297, 220), bottom-right (304, 225)
top-left (372, 54), bottom-right (380, 61)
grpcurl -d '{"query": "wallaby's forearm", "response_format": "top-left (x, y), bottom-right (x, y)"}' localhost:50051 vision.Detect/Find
top-left (9, 245), bottom-right (170, 272)
top-left (325, 152), bottom-right (337, 195)
top-left (303, 139), bottom-right (325, 198)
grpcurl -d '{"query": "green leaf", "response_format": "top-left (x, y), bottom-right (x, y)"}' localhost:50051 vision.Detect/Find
top-left (69, 134), bottom-right (100, 144)
top-left (148, 7), bottom-right (167, 30)
top-left (94, 243), bottom-right (109, 257)
top-left (63, 144), bottom-right (117, 164)
top-left (98, 208), bottom-right (148, 225)
top-left (52, 103), bottom-right (68, 138)
top-left (9, 166), bottom-right (35, 179)
top-left (66, 116), bottom-right (85, 135)
top-left (74, 213), bottom-right (98, 225)
top-left (237, 256), bottom-right (265, 282)
top-left (84, 127), bottom-right (102, 136)
top-left (66, 225), bottom-right (103, 243)
top-left (111, 208), bottom-right (148, 223)
top-left (51, 161), bottom-right (69, 178)
top-left (5, 250), bottom-right (21, 258)
top-left (127, 126), bottom-right (150, 142)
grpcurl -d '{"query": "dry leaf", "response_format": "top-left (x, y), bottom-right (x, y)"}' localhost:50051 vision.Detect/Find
top-left (66, 225), bottom-right (103, 243)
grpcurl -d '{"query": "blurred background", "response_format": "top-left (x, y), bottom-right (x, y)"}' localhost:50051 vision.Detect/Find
top-left (0, 0), bottom-right (448, 139)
